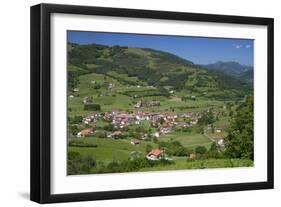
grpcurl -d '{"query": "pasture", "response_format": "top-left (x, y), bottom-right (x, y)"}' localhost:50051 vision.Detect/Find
top-left (68, 72), bottom-right (228, 117)
top-left (160, 131), bottom-right (212, 149)
top-left (68, 137), bottom-right (157, 164)
top-left (67, 71), bottom-right (244, 174)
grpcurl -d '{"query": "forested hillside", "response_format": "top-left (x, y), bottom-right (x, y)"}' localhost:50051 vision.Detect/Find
top-left (68, 43), bottom-right (251, 101)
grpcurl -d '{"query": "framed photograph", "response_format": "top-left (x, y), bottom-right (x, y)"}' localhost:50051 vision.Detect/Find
top-left (30, 3), bottom-right (274, 203)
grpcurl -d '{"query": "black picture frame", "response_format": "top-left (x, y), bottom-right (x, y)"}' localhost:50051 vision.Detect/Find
top-left (30, 3), bottom-right (274, 204)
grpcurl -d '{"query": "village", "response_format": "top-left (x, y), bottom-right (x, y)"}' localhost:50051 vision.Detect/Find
top-left (73, 108), bottom-right (226, 161)
top-left (77, 110), bottom-right (200, 137)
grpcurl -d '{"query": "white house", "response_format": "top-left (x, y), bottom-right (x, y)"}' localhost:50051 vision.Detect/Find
top-left (218, 138), bottom-right (225, 147)
top-left (153, 132), bottom-right (160, 138)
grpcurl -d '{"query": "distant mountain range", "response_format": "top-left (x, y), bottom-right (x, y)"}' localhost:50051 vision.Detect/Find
top-left (203, 61), bottom-right (253, 83)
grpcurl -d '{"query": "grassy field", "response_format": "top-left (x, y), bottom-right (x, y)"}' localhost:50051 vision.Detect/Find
top-left (68, 137), bottom-right (157, 164)
top-left (138, 158), bottom-right (253, 172)
top-left (68, 72), bottom-right (228, 117)
top-left (68, 136), bottom-right (253, 174)
top-left (68, 130), bottom-right (214, 168)
top-left (160, 131), bottom-right (212, 149)
top-left (67, 71), bottom-right (249, 174)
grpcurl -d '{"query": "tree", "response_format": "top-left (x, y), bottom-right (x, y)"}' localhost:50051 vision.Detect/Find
top-left (198, 110), bottom-right (215, 125)
top-left (129, 151), bottom-right (142, 160)
top-left (195, 146), bottom-right (207, 154)
top-left (67, 151), bottom-right (96, 175)
top-left (226, 102), bottom-right (233, 110)
top-left (84, 103), bottom-right (101, 111)
top-left (104, 123), bottom-right (114, 132)
top-left (224, 96), bottom-right (254, 160)
top-left (146, 144), bottom-right (153, 153)
top-left (94, 84), bottom-right (101, 90)
top-left (209, 142), bottom-right (218, 151)
top-left (211, 124), bottom-right (215, 133)
top-left (68, 71), bottom-right (80, 91)
top-left (194, 126), bottom-right (204, 134)
top-left (206, 142), bottom-right (221, 158)
top-left (69, 115), bottom-right (83, 124)
top-left (95, 130), bottom-right (107, 138)
top-left (69, 124), bottom-right (79, 136)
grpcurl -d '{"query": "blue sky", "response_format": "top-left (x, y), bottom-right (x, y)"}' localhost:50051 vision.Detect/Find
top-left (68, 31), bottom-right (254, 66)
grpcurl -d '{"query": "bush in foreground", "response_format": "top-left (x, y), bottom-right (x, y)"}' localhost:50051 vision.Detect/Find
top-left (67, 151), bottom-right (96, 175)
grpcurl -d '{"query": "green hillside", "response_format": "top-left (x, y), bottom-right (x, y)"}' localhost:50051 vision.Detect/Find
top-left (67, 43), bottom-right (251, 99)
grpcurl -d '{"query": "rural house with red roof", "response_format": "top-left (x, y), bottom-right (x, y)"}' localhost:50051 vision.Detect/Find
top-left (146, 149), bottom-right (163, 160)
top-left (77, 127), bottom-right (95, 137)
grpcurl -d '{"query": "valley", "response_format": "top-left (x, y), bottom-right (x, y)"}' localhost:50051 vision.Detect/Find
top-left (67, 42), bottom-right (254, 175)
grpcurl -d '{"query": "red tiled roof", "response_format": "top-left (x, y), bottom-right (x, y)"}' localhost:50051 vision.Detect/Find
top-left (148, 149), bottom-right (162, 157)
top-left (80, 128), bottom-right (93, 136)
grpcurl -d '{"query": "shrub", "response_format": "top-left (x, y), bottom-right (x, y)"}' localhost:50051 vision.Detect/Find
top-left (94, 84), bottom-right (101, 89)
top-left (146, 144), bottom-right (153, 153)
top-left (69, 124), bottom-right (79, 136)
top-left (67, 151), bottom-right (96, 175)
top-left (158, 141), bottom-right (189, 156)
top-left (198, 110), bottom-right (215, 125)
top-left (84, 103), bottom-right (101, 111)
top-left (224, 96), bottom-right (254, 160)
top-left (95, 130), bottom-right (107, 138)
top-left (195, 146), bottom-right (207, 154)
top-left (103, 124), bottom-right (114, 131)
top-left (69, 115), bottom-right (83, 124)
top-left (68, 140), bottom-right (98, 148)
top-left (99, 158), bottom-right (174, 173)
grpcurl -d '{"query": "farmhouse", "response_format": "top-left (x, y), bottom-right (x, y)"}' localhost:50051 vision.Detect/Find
top-left (130, 139), bottom-right (140, 145)
top-left (177, 122), bottom-right (191, 128)
top-left (108, 83), bottom-right (114, 90)
top-left (83, 96), bottom-right (93, 104)
top-left (134, 101), bottom-right (142, 108)
top-left (77, 127), bottom-right (95, 137)
top-left (110, 131), bottom-right (123, 139)
top-left (218, 138), bottom-right (225, 147)
top-left (146, 149), bottom-right (163, 160)
top-left (134, 101), bottom-right (160, 108)
top-left (190, 119), bottom-right (198, 125)
top-left (153, 132), bottom-right (160, 138)
top-left (73, 88), bottom-right (79, 92)
top-left (189, 153), bottom-right (196, 160)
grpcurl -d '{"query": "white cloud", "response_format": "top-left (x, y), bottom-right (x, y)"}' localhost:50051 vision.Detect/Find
top-left (232, 44), bottom-right (252, 49)
top-left (232, 44), bottom-right (243, 49)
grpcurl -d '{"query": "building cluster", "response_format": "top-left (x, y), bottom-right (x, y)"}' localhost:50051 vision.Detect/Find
top-left (103, 110), bottom-right (200, 136)
top-left (83, 96), bottom-right (93, 104)
top-left (134, 100), bottom-right (160, 108)
top-left (82, 114), bottom-right (101, 125)
top-left (76, 110), bottom-right (201, 140)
